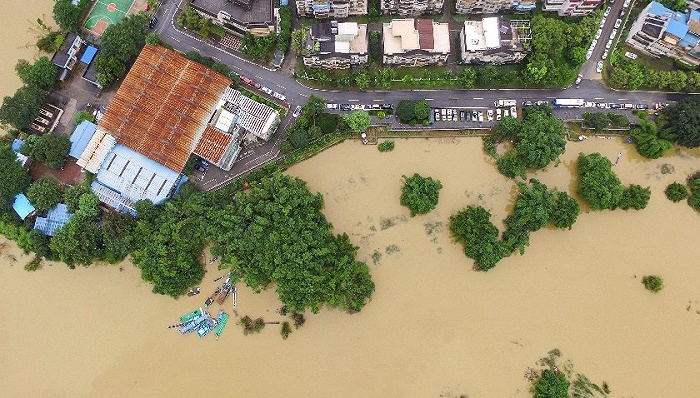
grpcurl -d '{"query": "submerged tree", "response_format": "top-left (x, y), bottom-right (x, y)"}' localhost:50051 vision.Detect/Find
top-left (533, 369), bottom-right (570, 398)
top-left (400, 173), bottom-right (443, 217)
top-left (449, 205), bottom-right (505, 271)
top-left (576, 153), bottom-right (624, 210)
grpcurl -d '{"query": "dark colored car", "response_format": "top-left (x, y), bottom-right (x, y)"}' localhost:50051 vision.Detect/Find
top-left (610, 103), bottom-right (623, 109)
top-left (522, 101), bottom-right (534, 107)
top-left (148, 17), bottom-right (158, 29)
top-left (381, 103), bottom-right (394, 110)
top-left (197, 158), bottom-right (210, 167)
top-left (635, 104), bottom-right (649, 109)
top-left (195, 165), bottom-right (207, 173)
top-left (340, 104), bottom-right (352, 111)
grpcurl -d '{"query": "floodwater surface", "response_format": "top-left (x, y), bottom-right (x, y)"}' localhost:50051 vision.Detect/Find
top-left (2, 138), bottom-right (699, 397)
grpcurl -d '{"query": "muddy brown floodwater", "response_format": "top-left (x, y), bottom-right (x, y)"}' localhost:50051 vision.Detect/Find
top-left (2, 5), bottom-right (700, 397)
top-left (2, 137), bottom-right (699, 397)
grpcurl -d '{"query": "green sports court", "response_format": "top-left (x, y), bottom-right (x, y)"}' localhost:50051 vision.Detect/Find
top-left (83, 0), bottom-right (135, 35)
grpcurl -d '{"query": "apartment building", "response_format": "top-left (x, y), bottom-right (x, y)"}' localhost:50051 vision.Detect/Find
top-left (455, 0), bottom-right (535, 14)
top-left (296, 0), bottom-right (367, 18)
top-left (383, 19), bottom-right (450, 66)
top-left (460, 17), bottom-right (531, 65)
top-left (303, 21), bottom-right (369, 69)
top-left (626, 1), bottom-right (700, 66)
top-left (188, 0), bottom-right (275, 36)
top-left (542, 0), bottom-right (601, 16)
top-left (381, 0), bottom-right (444, 16)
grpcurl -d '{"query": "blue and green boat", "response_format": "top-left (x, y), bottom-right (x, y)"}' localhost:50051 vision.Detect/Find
top-left (179, 308), bottom-right (202, 322)
top-left (215, 310), bottom-right (229, 340)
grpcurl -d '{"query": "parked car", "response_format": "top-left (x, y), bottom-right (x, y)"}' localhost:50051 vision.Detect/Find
top-left (254, 82), bottom-right (262, 89)
top-left (575, 74), bottom-right (583, 85)
top-left (614, 18), bottom-right (622, 28)
top-left (611, 28), bottom-right (618, 37)
top-left (195, 165), bottom-right (207, 173)
top-left (487, 109), bottom-right (494, 121)
top-left (240, 75), bottom-right (253, 85)
top-left (197, 158), bottom-right (210, 167)
top-left (596, 61), bottom-right (604, 73)
top-left (522, 100), bottom-right (534, 107)
top-left (340, 104), bottom-right (351, 111)
top-left (459, 110), bottom-right (465, 120)
top-left (434, 110), bottom-right (441, 121)
top-left (326, 103), bottom-right (338, 109)
top-left (292, 105), bottom-right (302, 118)
top-left (273, 92), bottom-right (286, 101)
top-left (597, 102), bottom-right (608, 108)
top-left (604, 7), bottom-right (611, 17)
top-left (624, 51), bottom-right (638, 60)
top-left (381, 103), bottom-right (394, 110)
top-left (584, 102), bottom-right (596, 108)
top-left (602, 49), bottom-right (609, 60)
top-left (610, 103), bottom-right (623, 109)
top-left (477, 111), bottom-right (484, 122)
top-left (261, 86), bottom-right (273, 95)
top-left (472, 110), bottom-right (478, 121)
top-left (635, 104), bottom-right (650, 109)
top-left (148, 17), bottom-right (158, 29)
top-left (595, 28), bottom-right (603, 39)
top-left (496, 108), bottom-right (502, 121)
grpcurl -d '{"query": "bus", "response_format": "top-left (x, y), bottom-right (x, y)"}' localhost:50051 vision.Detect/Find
top-left (552, 98), bottom-right (585, 108)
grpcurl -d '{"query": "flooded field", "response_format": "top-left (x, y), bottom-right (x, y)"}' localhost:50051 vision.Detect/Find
top-left (2, 137), bottom-right (700, 397)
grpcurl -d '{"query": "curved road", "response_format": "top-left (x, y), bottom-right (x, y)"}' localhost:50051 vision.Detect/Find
top-left (153, 0), bottom-right (672, 189)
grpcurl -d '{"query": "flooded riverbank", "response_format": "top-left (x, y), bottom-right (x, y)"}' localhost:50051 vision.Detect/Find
top-left (2, 137), bottom-right (699, 397)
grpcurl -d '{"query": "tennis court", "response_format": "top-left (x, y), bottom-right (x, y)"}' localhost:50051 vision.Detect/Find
top-left (83, 0), bottom-right (135, 35)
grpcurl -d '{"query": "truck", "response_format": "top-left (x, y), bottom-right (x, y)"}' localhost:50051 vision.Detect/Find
top-left (493, 99), bottom-right (517, 107)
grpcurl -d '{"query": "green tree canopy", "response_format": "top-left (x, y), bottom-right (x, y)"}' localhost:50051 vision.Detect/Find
top-left (26, 177), bottom-right (63, 212)
top-left (343, 110), bottom-right (371, 132)
top-left (663, 96), bottom-right (700, 148)
top-left (577, 153), bottom-right (624, 210)
top-left (29, 134), bottom-right (71, 169)
top-left (95, 13), bottom-right (149, 86)
top-left (534, 369), bottom-right (570, 398)
top-left (0, 85), bottom-right (46, 130)
top-left (0, 145), bottom-right (31, 204)
top-left (413, 99), bottom-right (430, 121)
top-left (52, 0), bottom-right (86, 32)
top-left (665, 182), bottom-right (688, 202)
top-left (515, 112), bottom-right (567, 170)
top-left (492, 116), bottom-right (521, 141)
top-left (209, 172), bottom-right (375, 312)
top-left (400, 173), bottom-right (443, 217)
top-left (583, 112), bottom-right (609, 131)
top-left (15, 57), bottom-right (58, 90)
top-left (449, 205), bottom-right (505, 271)
top-left (618, 184), bottom-right (651, 210)
top-left (549, 191), bottom-right (580, 230)
top-left (396, 99), bottom-right (416, 123)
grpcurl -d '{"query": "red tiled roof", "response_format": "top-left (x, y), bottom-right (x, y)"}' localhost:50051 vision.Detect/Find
top-left (98, 45), bottom-right (231, 172)
top-left (193, 126), bottom-right (234, 164)
top-left (415, 19), bottom-right (434, 50)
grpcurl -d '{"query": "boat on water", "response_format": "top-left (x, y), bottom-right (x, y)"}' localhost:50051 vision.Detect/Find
top-left (179, 312), bottom-right (210, 335)
top-left (215, 310), bottom-right (229, 340)
top-left (216, 284), bottom-right (232, 305)
top-left (204, 287), bottom-right (222, 307)
top-left (231, 285), bottom-right (237, 309)
top-left (187, 287), bottom-right (201, 296)
top-left (196, 317), bottom-right (218, 338)
top-left (179, 308), bottom-right (202, 322)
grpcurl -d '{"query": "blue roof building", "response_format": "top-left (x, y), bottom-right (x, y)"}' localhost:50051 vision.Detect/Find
top-left (12, 194), bottom-right (36, 220)
top-left (11, 139), bottom-right (25, 153)
top-left (80, 45), bottom-right (98, 64)
top-left (34, 203), bottom-right (74, 236)
top-left (69, 120), bottom-right (98, 159)
top-left (626, 1), bottom-right (700, 66)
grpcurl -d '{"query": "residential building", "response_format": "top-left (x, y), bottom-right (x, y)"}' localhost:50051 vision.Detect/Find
top-left (52, 33), bottom-right (85, 81)
top-left (455, 0), bottom-right (535, 14)
top-left (542, 0), bottom-right (601, 16)
top-left (188, 0), bottom-right (275, 36)
top-left (81, 45), bottom-right (101, 88)
top-left (382, 19), bottom-right (450, 66)
top-left (296, 0), bottom-right (367, 18)
top-left (381, 0), bottom-right (443, 16)
top-left (12, 194), bottom-right (35, 220)
top-left (626, 2), bottom-right (700, 66)
top-left (303, 21), bottom-right (369, 69)
top-left (460, 18), bottom-right (531, 65)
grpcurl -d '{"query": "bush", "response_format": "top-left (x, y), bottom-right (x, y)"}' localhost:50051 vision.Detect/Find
top-left (688, 172), bottom-right (700, 211)
top-left (665, 182), bottom-right (688, 202)
top-left (617, 184), bottom-right (651, 210)
top-left (400, 173), bottom-right (443, 217)
top-left (378, 141), bottom-right (395, 152)
top-left (642, 275), bottom-right (664, 292)
top-left (280, 321), bottom-right (292, 339)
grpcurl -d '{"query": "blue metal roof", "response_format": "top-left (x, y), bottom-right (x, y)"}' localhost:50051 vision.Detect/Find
top-left (648, 1), bottom-right (673, 16)
top-left (96, 144), bottom-right (182, 205)
top-left (34, 203), bottom-right (73, 236)
top-left (667, 18), bottom-right (689, 39)
top-left (81, 45), bottom-right (98, 64)
top-left (12, 194), bottom-right (35, 220)
top-left (691, 9), bottom-right (700, 21)
top-left (280, 0), bottom-right (288, 5)
top-left (11, 139), bottom-right (25, 153)
top-left (69, 120), bottom-right (98, 158)
top-left (679, 31), bottom-right (700, 47)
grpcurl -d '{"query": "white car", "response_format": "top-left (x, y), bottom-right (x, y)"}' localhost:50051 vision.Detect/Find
top-left (487, 109), bottom-right (494, 121)
top-left (596, 61), bottom-right (604, 73)
top-left (292, 105), bottom-right (302, 118)
top-left (604, 8), bottom-right (611, 17)
top-left (326, 103), bottom-right (338, 109)
top-left (273, 92), bottom-right (286, 101)
top-left (625, 51), bottom-right (638, 60)
top-left (575, 74), bottom-right (583, 85)
top-left (496, 108), bottom-right (502, 121)
top-left (611, 28), bottom-right (618, 37)
top-left (586, 49), bottom-right (594, 60)
top-left (595, 29), bottom-right (603, 39)
top-left (261, 86), bottom-right (273, 95)
top-left (605, 39), bottom-right (613, 50)
top-left (602, 49), bottom-right (609, 59)
top-left (614, 18), bottom-right (622, 28)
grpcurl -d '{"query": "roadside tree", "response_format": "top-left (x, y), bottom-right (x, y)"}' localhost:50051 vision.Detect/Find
top-left (413, 99), bottom-right (430, 121)
top-left (515, 112), bottom-right (567, 170)
top-left (396, 99), bottom-right (416, 123)
top-left (343, 110), bottom-right (370, 132)
top-left (663, 96), bottom-right (700, 148)
top-left (400, 173), bottom-right (443, 217)
top-left (582, 112), bottom-right (609, 131)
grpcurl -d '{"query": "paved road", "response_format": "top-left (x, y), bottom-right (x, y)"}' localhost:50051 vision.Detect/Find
top-left (153, 0), bottom-right (673, 189)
